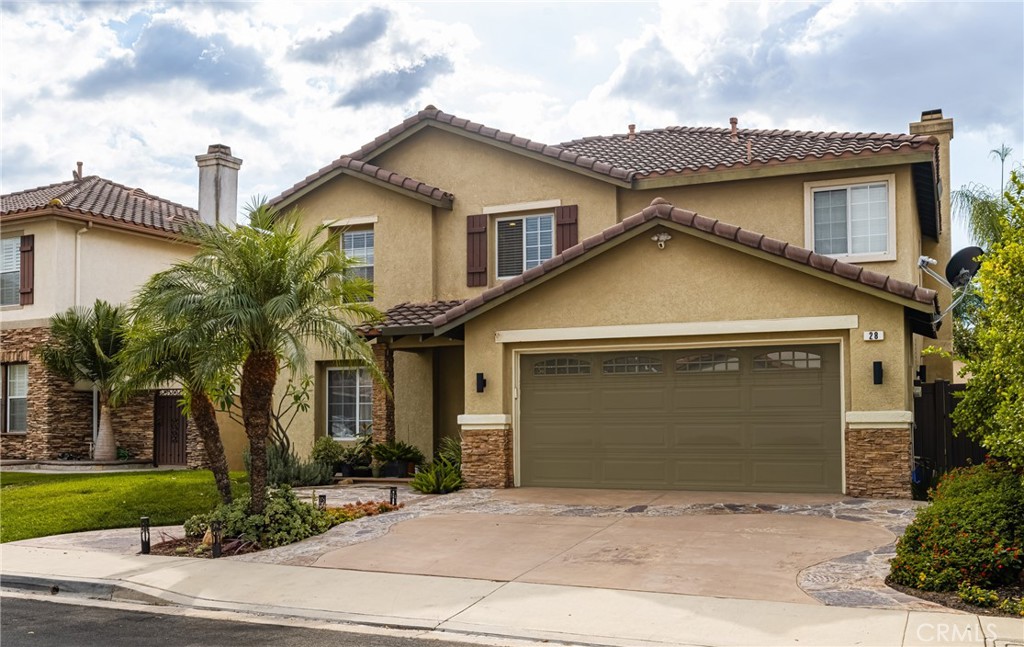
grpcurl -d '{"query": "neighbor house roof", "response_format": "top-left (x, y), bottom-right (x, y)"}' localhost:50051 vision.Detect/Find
top-left (431, 198), bottom-right (939, 334)
top-left (559, 127), bottom-right (938, 180)
top-left (361, 299), bottom-right (467, 337)
top-left (272, 156), bottom-right (454, 211)
top-left (1, 176), bottom-right (196, 236)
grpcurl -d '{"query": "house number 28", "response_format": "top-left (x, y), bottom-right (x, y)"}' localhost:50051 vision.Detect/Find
top-left (864, 331), bottom-right (885, 341)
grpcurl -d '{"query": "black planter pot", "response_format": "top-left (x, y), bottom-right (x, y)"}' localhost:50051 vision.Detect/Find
top-left (337, 463), bottom-right (355, 477)
top-left (353, 465), bottom-right (372, 477)
top-left (381, 460), bottom-right (410, 478)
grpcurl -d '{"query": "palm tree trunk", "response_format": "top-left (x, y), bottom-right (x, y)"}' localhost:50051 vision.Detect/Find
top-left (241, 349), bottom-right (278, 514)
top-left (93, 392), bottom-right (116, 461)
top-left (190, 388), bottom-right (233, 505)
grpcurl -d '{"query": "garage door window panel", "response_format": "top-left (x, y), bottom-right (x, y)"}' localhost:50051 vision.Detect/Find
top-left (675, 353), bottom-right (740, 373)
top-left (602, 355), bottom-right (663, 375)
top-left (533, 357), bottom-right (591, 376)
top-left (753, 350), bottom-right (822, 370)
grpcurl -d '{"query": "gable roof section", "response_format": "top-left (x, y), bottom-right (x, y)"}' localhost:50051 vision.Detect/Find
top-left (360, 299), bottom-right (467, 337)
top-left (558, 126), bottom-right (938, 182)
top-left (432, 198), bottom-right (939, 335)
top-left (271, 156), bottom-right (454, 211)
top-left (1, 176), bottom-right (196, 236)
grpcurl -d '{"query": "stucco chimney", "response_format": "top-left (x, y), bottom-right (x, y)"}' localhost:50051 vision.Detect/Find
top-left (627, 124), bottom-right (636, 141)
top-left (195, 144), bottom-right (242, 228)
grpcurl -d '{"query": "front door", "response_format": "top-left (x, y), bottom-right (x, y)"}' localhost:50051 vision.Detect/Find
top-left (154, 392), bottom-right (188, 466)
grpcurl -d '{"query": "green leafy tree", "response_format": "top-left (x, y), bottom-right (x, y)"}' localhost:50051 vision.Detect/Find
top-left (135, 201), bottom-right (381, 513)
top-left (37, 300), bottom-right (129, 461)
top-left (953, 172), bottom-right (1024, 468)
top-left (114, 308), bottom-right (237, 504)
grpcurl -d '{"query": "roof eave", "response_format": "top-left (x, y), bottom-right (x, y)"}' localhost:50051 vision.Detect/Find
top-left (272, 165), bottom-right (453, 212)
top-left (0, 207), bottom-right (189, 241)
top-left (632, 148), bottom-right (937, 190)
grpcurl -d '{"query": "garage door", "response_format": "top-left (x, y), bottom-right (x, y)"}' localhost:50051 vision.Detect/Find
top-left (519, 345), bottom-right (842, 492)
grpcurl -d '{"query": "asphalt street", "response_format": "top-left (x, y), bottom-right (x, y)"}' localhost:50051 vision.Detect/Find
top-left (0, 596), bottom-right (508, 647)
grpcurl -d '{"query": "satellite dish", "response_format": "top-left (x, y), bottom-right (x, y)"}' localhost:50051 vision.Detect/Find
top-left (945, 246), bottom-right (984, 288)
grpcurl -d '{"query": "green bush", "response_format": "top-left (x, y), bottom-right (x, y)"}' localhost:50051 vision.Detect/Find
top-left (436, 436), bottom-right (462, 468)
top-left (957, 582), bottom-right (1000, 607)
top-left (311, 436), bottom-right (345, 466)
top-left (184, 485), bottom-right (331, 548)
top-left (889, 460), bottom-right (1024, 591)
top-left (371, 440), bottom-right (425, 466)
top-left (410, 460), bottom-right (463, 494)
top-left (998, 596), bottom-right (1024, 616)
top-left (245, 443), bottom-right (334, 487)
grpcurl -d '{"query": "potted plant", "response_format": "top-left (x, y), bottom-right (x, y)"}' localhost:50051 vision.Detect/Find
top-left (371, 440), bottom-right (426, 477)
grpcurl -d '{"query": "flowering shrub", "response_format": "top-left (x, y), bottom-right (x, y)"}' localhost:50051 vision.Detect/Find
top-left (957, 583), bottom-right (999, 607)
top-left (889, 460), bottom-right (1024, 591)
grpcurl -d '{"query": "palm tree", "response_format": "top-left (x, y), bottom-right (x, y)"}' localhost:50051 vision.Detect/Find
top-left (38, 300), bottom-right (129, 461)
top-left (990, 144), bottom-right (1013, 197)
top-left (952, 182), bottom-right (1007, 248)
top-left (114, 309), bottom-right (237, 504)
top-left (137, 201), bottom-right (381, 514)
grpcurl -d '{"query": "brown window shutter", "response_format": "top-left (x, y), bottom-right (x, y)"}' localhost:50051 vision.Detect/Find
top-left (466, 214), bottom-right (488, 287)
top-left (19, 234), bottom-right (33, 306)
top-left (555, 205), bottom-right (578, 254)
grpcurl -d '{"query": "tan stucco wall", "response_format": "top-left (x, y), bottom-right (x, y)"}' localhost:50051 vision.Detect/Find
top-left (434, 346), bottom-right (464, 444)
top-left (394, 350), bottom-right (433, 459)
top-left (620, 165), bottom-right (922, 284)
top-left (0, 218), bottom-right (192, 326)
top-left (372, 127), bottom-right (620, 297)
top-left (461, 225), bottom-right (912, 418)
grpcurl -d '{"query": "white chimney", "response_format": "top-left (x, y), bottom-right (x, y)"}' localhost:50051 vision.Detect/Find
top-left (195, 144), bottom-right (242, 227)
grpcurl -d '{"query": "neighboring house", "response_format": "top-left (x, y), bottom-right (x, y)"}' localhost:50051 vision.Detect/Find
top-left (0, 146), bottom-right (244, 467)
top-left (269, 106), bottom-right (954, 499)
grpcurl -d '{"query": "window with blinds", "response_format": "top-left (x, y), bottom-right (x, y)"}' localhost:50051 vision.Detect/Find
top-left (496, 214), bottom-right (553, 279)
top-left (0, 238), bottom-right (20, 307)
top-left (326, 367), bottom-right (373, 440)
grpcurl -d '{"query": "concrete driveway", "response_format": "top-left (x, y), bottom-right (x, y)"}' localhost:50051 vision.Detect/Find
top-left (313, 488), bottom-right (897, 605)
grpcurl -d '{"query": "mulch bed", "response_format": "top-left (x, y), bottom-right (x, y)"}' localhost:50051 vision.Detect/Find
top-left (886, 577), bottom-right (1023, 617)
top-left (150, 535), bottom-right (259, 558)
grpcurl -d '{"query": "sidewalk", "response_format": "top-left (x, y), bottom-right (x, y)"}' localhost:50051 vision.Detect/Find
top-left (2, 544), bottom-right (1021, 647)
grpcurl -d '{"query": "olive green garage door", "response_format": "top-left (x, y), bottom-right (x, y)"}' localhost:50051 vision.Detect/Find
top-left (519, 345), bottom-right (842, 492)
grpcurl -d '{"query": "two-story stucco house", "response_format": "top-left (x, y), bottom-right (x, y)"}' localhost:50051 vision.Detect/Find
top-left (0, 146), bottom-right (244, 467)
top-left (270, 106), bottom-right (955, 499)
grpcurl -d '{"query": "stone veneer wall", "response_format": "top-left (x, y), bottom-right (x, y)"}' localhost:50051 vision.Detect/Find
top-left (0, 326), bottom-right (156, 462)
top-left (371, 342), bottom-right (395, 444)
top-left (186, 420), bottom-right (208, 469)
top-left (461, 427), bottom-right (513, 488)
top-left (845, 426), bottom-right (912, 499)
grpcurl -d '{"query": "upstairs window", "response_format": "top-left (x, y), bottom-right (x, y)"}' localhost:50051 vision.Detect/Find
top-left (496, 214), bottom-right (554, 279)
top-left (805, 176), bottom-right (895, 262)
top-left (342, 229), bottom-right (374, 301)
top-left (1, 237), bottom-right (20, 306)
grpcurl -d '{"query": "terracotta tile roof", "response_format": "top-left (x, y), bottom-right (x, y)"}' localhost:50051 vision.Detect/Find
top-left (347, 106), bottom-right (637, 183)
top-left (360, 299), bottom-right (467, 336)
top-left (431, 198), bottom-right (937, 330)
top-left (271, 156), bottom-right (454, 209)
top-left (1, 176), bottom-right (196, 234)
top-left (559, 127), bottom-right (938, 179)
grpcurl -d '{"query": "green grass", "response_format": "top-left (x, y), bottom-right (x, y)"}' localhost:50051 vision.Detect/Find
top-left (0, 470), bottom-right (248, 543)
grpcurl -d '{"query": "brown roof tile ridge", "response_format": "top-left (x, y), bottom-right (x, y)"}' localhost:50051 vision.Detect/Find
top-left (0, 178), bottom-right (77, 202)
top-left (561, 125), bottom-right (937, 145)
top-left (78, 175), bottom-right (198, 215)
top-left (274, 154), bottom-right (454, 206)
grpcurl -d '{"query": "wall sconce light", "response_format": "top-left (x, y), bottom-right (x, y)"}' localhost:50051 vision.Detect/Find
top-left (651, 232), bottom-right (672, 249)
top-left (476, 372), bottom-right (487, 393)
top-left (873, 361), bottom-right (884, 385)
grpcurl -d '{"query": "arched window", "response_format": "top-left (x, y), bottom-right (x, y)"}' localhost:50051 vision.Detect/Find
top-left (602, 355), bottom-right (663, 375)
top-left (753, 350), bottom-right (822, 370)
top-left (533, 357), bottom-right (591, 376)
top-left (675, 353), bottom-right (740, 373)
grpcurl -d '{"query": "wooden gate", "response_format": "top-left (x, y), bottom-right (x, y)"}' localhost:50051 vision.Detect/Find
top-left (913, 380), bottom-right (986, 473)
top-left (154, 391), bottom-right (188, 466)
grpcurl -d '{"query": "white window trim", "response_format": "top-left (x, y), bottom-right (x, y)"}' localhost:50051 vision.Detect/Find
top-left (483, 199), bottom-right (561, 215)
top-left (0, 236), bottom-right (22, 308)
top-left (325, 367), bottom-right (373, 441)
top-left (495, 213), bottom-right (555, 280)
top-left (323, 215), bottom-right (378, 227)
top-left (803, 174), bottom-right (896, 263)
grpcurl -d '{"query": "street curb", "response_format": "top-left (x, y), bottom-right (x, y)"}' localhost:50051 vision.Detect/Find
top-left (1, 573), bottom-right (170, 606)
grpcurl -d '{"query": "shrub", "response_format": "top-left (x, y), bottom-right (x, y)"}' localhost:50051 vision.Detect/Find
top-left (436, 436), bottom-right (462, 468)
top-left (410, 460), bottom-right (463, 494)
top-left (184, 485), bottom-right (331, 548)
top-left (245, 443), bottom-right (334, 487)
top-left (889, 460), bottom-right (1024, 591)
top-left (311, 436), bottom-right (345, 467)
top-left (998, 596), bottom-right (1024, 616)
top-left (323, 500), bottom-right (402, 525)
top-left (371, 440), bottom-right (425, 466)
top-left (957, 582), bottom-right (999, 607)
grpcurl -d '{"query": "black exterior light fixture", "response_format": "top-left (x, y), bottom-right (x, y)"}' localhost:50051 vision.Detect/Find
top-left (211, 520), bottom-right (223, 558)
top-left (140, 517), bottom-right (150, 554)
top-left (317, 494), bottom-right (327, 510)
top-left (476, 372), bottom-right (487, 393)
top-left (389, 486), bottom-right (398, 506)
top-left (873, 361), bottom-right (884, 385)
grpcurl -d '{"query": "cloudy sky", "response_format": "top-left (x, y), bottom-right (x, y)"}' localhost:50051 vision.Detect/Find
top-left (2, 1), bottom-right (1022, 249)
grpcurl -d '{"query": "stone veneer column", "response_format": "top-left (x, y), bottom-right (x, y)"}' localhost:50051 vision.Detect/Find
top-left (461, 424), bottom-right (513, 489)
top-left (110, 393), bottom-right (156, 462)
top-left (845, 426), bottom-right (912, 498)
top-left (371, 342), bottom-right (395, 444)
top-left (186, 419), bottom-right (208, 469)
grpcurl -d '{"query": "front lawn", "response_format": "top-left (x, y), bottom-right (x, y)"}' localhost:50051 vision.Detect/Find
top-left (0, 470), bottom-right (248, 543)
